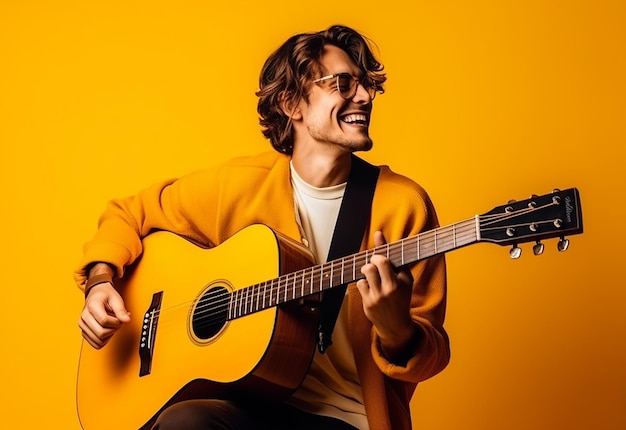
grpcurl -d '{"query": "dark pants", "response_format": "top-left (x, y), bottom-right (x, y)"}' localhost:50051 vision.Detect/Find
top-left (151, 399), bottom-right (359, 430)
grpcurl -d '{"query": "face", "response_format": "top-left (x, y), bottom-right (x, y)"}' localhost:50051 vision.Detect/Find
top-left (291, 45), bottom-right (375, 154)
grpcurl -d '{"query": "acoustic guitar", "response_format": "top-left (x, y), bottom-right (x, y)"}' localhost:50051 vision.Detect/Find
top-left (76, 188), bottom-right (583, 429)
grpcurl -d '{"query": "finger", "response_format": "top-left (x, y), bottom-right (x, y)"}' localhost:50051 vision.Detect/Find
top-left (89, 302), bottom-right (125, 329)
top-left (360, 260), bottom-right (381, 293)
top-left (78, 317), bottom-right (110, 349)
top-left (370, 254), bottom-right (396, 289)
top-left (396, 267), bottom-right (414, 288)
top-left (356, 278), bottom-right (370, 295)
top-left (81, 328), bottom-right (106, 349)
top-left (370, 230), bottom-right (397, 286)
top-left (79, 311), bottom-right (116, 346)
top-left (106, 294), bottom-right (131, 323)
top-left (82, 328), bottom-right (114, 349)
top-left (373, 230), bottom-right (387, 247)
top-left (81, 331), bottom-right (102, 349)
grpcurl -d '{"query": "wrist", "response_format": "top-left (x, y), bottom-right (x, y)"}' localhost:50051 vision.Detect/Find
top-left (85, 263), bottom-right (116, 297)
top-left (378, 324), bottom-right (420, 366)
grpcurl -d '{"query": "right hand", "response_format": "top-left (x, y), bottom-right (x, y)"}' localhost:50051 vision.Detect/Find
top-left (79, 282), bottom-right (131, 349)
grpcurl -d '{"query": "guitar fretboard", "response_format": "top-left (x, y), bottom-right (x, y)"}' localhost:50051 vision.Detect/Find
top-left (227, 217), bottom-right (479, 320)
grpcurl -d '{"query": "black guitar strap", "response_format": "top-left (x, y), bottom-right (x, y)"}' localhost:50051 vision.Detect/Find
top-left (317, 154), bottom-right (380, 353)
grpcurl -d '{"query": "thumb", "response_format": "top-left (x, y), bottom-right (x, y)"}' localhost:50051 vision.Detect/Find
top-left (107, 294), bottom-right (131, 323)
top-left (374, 230), bottom-right (387, 247)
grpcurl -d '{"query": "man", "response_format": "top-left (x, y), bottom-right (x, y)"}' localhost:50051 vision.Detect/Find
top-left (76, 25), bottom-right (450, 430)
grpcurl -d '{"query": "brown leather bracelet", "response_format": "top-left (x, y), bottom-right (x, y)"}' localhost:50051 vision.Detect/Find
top-left (84, 273), bottom-right (114, 298)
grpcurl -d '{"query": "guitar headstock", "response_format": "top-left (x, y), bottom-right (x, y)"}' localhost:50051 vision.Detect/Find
top-left (479, 188), bottom-right (583, 258)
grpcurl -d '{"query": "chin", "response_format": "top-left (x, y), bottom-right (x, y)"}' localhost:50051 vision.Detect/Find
top-left (351, 137), bottom-right (373, 152)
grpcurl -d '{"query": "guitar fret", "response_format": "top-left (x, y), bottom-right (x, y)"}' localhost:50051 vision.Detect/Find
top-left (340, 259), bottom-right (345, 285)
top-left (453, 224), bottom-right (457, 248)
top-left (318, 266), bottom-right (322, 292)
top-left (263, 282), bottom-right (267, 309)
top-left (417, 235), bottom-right (420, 261)
top-left (268, 280), bottom-right (274, 306)
top-left (227, 219), bottom-right (484, 320)
top-left (227, 292), bottom-right (233, 320)
top-left (237, 289), bottom-right (243, 318)
top-left (241, 288), bottom-right (249, 315)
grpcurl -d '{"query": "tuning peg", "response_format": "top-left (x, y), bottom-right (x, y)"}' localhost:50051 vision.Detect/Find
top-left (533, 241), bottom-right (545, 255)
top-left (510, 244), bottom-right (522, 259)
top-left (558, 237), bottom-right (570, 252)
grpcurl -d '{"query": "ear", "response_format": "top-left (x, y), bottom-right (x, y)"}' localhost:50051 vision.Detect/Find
top-left (279, 91), bottom-right (303, 120)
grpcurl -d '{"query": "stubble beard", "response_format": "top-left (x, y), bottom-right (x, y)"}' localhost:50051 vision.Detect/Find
top-left (307, 124), bottom-right (374, 153)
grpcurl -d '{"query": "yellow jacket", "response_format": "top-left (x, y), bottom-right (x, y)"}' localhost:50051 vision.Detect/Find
top-left (75, 151), bottom-right (449, 430)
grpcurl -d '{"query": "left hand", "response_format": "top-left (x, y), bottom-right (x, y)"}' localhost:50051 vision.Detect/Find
top-left (357, 231), bottom-right (417, 358)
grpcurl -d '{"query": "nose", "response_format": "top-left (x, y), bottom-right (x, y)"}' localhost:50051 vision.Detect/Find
top-left (351, 81), bottom-right (373, 104)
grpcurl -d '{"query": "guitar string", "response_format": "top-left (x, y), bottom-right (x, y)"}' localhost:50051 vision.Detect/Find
top-left (479, 201), bottom-right (556, 228)
top-left (151, 220), bottom-right (482, 331)
top-left (189, 203), bottom-right (556, 328)
top-left (147, 202), bottom-right (557, 331)
top-left (160, 220), bottom-right (481, 328)
top-left (172, 220), bottom-right (478, 319)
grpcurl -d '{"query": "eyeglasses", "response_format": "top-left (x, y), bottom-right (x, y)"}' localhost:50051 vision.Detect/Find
top-left (312, 72), bottom-right (379, 100)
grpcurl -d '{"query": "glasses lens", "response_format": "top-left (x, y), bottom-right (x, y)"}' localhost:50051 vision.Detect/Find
top-left (364, 77), bottom-right (377, 100)
top-left (337, 73), bottom-right (357, 99)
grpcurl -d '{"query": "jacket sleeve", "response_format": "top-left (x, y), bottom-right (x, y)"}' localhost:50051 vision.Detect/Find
top-left (367, 167), bottom-right (450, 383)
top-left (73, 152), bottom-right (293, 292)
top-left (73, 168), bottom-right (223, 291)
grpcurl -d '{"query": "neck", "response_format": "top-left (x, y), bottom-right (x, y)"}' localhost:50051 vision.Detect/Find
top-left (291, 148), bottom-right (352, 188)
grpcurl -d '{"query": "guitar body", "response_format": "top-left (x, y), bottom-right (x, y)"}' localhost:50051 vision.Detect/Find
top-left (76, 225), bottom-right (319, 430)
top-left (76, 188), bottom-right (584, 430)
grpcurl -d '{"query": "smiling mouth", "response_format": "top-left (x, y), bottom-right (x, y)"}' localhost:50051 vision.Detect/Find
top-left (340, 113), bottom-right (368, 126)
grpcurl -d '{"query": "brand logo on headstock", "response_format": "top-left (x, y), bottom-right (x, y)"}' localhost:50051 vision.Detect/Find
top-left (565, 196), bottom-right (573, 223)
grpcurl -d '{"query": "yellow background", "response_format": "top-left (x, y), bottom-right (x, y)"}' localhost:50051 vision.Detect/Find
top-left (1, 0), bottom-right (625, 429)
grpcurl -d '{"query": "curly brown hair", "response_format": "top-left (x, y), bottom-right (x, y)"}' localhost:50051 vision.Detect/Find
top-left (256, 25), bottom-right (386, 154)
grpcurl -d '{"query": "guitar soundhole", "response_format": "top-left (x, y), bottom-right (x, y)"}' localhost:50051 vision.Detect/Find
top-left (192, 285), bottom-right (230, 340)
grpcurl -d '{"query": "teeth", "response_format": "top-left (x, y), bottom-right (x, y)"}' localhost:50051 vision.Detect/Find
top-left (342, 114), bottom-right (367, 124)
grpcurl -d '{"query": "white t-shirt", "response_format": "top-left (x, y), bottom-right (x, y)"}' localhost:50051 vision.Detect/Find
top-left (287, 163), bottom-right (369, 430)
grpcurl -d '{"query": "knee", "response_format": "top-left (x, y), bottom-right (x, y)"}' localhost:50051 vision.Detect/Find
top-left (152, 399), bottom-right (225, 430)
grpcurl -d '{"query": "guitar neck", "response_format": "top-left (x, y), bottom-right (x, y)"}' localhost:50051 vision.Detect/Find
top-left (228, 217), bottom-right (480, 320)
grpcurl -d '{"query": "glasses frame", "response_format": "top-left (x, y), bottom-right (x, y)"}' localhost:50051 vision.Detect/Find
top-left (312, 72), bottom-right (378, 100)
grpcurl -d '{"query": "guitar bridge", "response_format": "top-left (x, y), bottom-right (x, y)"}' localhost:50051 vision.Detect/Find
top-left (139, 291), bottom-right (163, 377)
